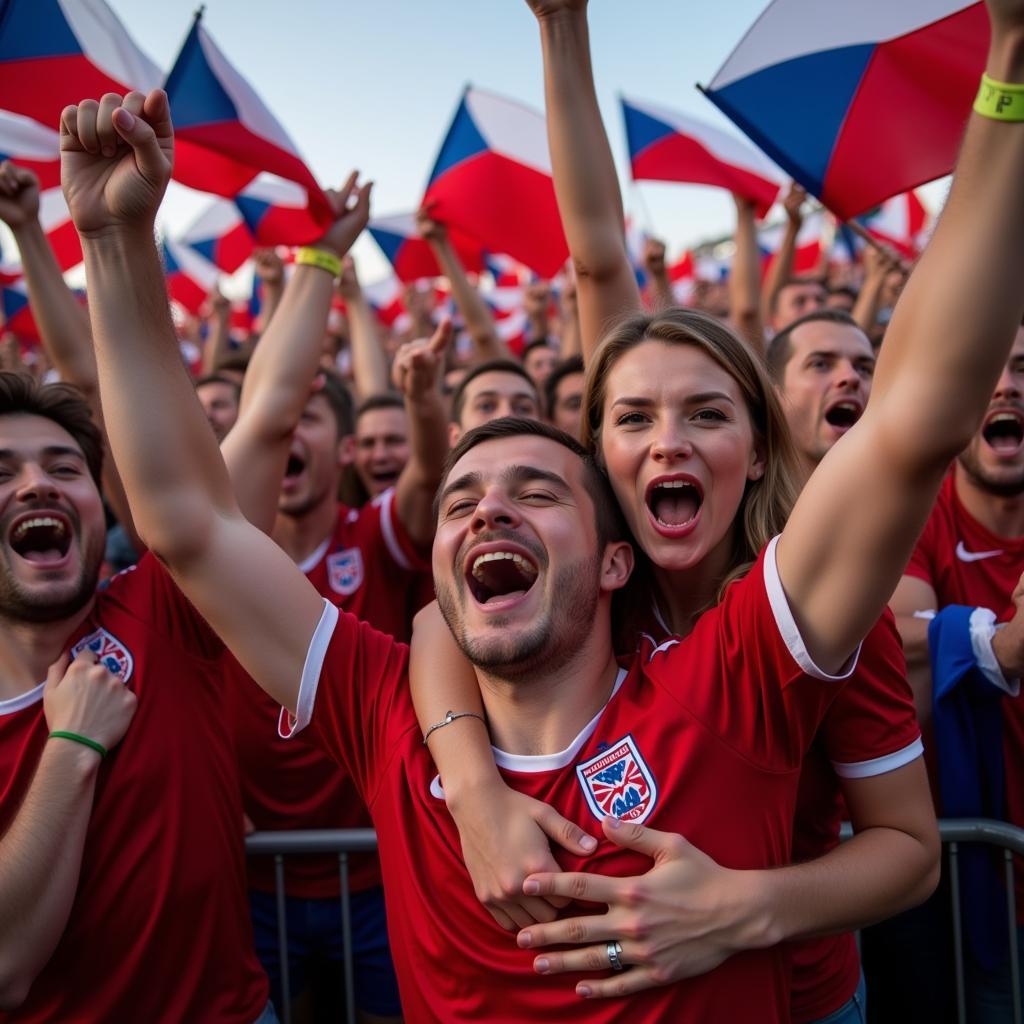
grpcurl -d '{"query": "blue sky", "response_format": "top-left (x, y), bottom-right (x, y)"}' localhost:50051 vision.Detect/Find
top-left (103, 0), bottom-right (779, 284)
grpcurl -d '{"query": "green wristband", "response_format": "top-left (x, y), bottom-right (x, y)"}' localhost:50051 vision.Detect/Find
top-left (49, 730), bottom-right (108, 758)
top-left (974, 73), bottom-right (1024, 122)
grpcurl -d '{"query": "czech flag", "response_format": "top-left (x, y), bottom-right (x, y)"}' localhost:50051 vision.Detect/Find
top-left (368, 212), bottom-right (485, 283)
top-left (1, 279), bottom-right (39, 339)
top-left (0, 0), bottom-right (161, 131)
top-left (164, 15), bottom-right (330, 224)
top-left (757, 210), bottom-right (827, 276)
top-left (161, 237), bottom-right (219, 316)
top-left (38, 187), bottom-right (83, 271)
top-left (857, 190), bottom-right (932, 259)
top-left (422, 87), bottom-right (568, 279)
top-left (233, 173), bottom-right (327, 247)
top-left (621, 96), bottom-right (783, 218)
top-left (704, 2), bottom-right (989, 219)
top-left (179, 198), bottom-right (253, 273)
top-left (0, 109), bottom-right (61, 189)
top-left (362, 276), bottom-right (406, 328)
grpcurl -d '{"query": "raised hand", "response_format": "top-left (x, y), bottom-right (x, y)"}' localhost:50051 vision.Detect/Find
top-left (415, 206), bottom-right (447, 244)
top-left (783, 182), bottom-right (807, 226)
top-left (252, 249), bottom-right (284, 286)
top-left (315, 171), bottom-right (372, 258)
top-left (516, 816), bottom-right (755, 997)
top-left (524, 0), bottom-right (588, 19)
top-left (642, 238), bottom-right (667, 279)
top-left (0, 162), bottom-right (40, 230)
top-left (336, 256), bottom-right (362, 301)
top-left (43, 650), bottom-right (138, 756)
top-left (60, 89), bottom-right (172, 238)
top-left (391, 317), bottom-right (453, 400)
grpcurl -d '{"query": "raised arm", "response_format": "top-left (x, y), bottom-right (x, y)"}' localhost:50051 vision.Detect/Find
top-left (199, 286), bottom-right (232, 376)
top-left (761, 182), bottom-right (805, 325)
top-left (729, 195), bottom-right (765, 355)
top-left (528, 0), bottom-right (641, 361)
top-left (416, 209), bottom-right (509, 363)
top-left (62, 89), bottom-right (324, 712)
top-left (777, 7), bottom-right (1024, 673)
top-left (0, 652), bottom-right (135, 1009)
top-left (642, 238), bottom-right (675, 312)
top-left (252, 248), bottom-right (285, 333)
top-left (851, 244), bottom-right (902, 337)
top-left (337, 256), bottom-right (390, 400)
top-left (222, 173), bottom-right (371, 535)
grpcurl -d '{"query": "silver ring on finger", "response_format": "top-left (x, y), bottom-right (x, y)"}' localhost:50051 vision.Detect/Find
top-left (606, 940), bottom-right (624, 972)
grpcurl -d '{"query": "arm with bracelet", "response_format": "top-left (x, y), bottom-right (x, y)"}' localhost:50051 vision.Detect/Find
top-left (0, 651), bottom-right (135, 1009)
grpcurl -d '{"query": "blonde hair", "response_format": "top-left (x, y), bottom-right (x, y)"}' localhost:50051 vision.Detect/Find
top-left (580, 308), bottom-right (802, 600)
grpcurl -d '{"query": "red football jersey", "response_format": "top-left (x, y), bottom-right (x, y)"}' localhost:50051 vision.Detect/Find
top-left (788, 610), bottom-right (922, 1023)
top-left (288, 539), bottom-right (855, 1023)
top-left (232, 488), bottom-right (431, 899)
top-left (0, 555), bottom-right (268, 1023)
top-left (904, 470), bottom-right (1024, 920)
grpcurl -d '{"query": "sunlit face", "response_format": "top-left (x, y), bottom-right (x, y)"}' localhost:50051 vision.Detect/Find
top-left (354, 406), bottom-right (409, 497)
top-left (779, 321), bottom-right (875, 467)
top-left (599, 341), bottom-right (764, 575)
top-left (958, 328), bottom-right (1024, 497)
top-left (433, 435), bottom-right (611, 678)
top-left (0, 414), bottom-right (105, 623)
top-left (773, 281), bottom-right (827, 331)
top-left (524, 345), bottom-right (559, 388)
top-left (451, 371), bottom-right (541, 444)
top-left (279, 392), bottom-right (352, 517)
top-left (195, 380), bottom-right (239, 443)
top-left (549, 371), bottom-right (584, 438)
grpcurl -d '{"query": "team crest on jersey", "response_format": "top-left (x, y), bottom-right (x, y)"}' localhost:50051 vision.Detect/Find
top-left (576, 734), bottom-right (658, 825)
top-left (327, 547), bottom-right (364, 595)
top-left (71, 628), bottom-right (134, 683)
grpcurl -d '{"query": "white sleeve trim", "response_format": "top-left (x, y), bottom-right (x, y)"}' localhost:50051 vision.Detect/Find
top-left (763, 535), bottom-right (861, 682)
top-left (375, 487), bottom-right (413, 571)
top-left (833, 737), bottom-right (924, 779)
top-left (970, 606), bottom-right (1020, 697)
top-left (277, 600), bottom-right (339, 739)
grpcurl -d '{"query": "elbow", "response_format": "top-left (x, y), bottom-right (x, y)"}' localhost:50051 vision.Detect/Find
top-left (904, 829), bottom-right (942, 911)
top-left (571, 250), bottom-right (630, 288)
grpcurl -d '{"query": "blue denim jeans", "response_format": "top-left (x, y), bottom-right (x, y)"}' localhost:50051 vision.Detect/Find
top-left (811, 972), bottom-right (867, 1024)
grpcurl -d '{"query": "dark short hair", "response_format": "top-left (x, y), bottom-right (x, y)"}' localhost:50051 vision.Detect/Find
top-left (450, 359), bottom-right (538, 426)
top-left (828, 285), bottom-right (858, 304)
top-left (543, 355), bottom-right (584, 419)
top-left (522, 338), bottom-right (554, 361)
top-left (214, 351), bottom-right (252, 376)
top-left (194, 373), bottom-right (241, 402)
top-left (769, 276), bottom-right (827, 316)
top-left (766, 308), bottom-right (867, 381)
top-left (356, 392), bottom-right (404, 421)
top-left (0, 372), bottom-right (103, 487)
top-left (438, 416), bottom-right (626, 548)
top-left (315, 371), bottom-right (355, 439)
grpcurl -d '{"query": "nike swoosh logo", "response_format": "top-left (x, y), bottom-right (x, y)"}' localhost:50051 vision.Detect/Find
top-left (956, 541), bottom-right (1004, 562)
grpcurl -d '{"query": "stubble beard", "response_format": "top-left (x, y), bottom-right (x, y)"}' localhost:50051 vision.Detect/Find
top-left (958, 448), bottom-right (1024, 499)
top-left (0, 541), bottom-right (103, 624)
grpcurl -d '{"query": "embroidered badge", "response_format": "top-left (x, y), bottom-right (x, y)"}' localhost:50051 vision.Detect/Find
top-left (71, 628), bottom-right (134, 683)
top-left (327, 547), bottom-right (364, 595)
top-left (576, 734), bottom-right (658, 825)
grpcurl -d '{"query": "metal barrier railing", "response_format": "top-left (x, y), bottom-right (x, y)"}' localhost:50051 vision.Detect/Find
top-left (247, 818), bottom-right (1024, 1024)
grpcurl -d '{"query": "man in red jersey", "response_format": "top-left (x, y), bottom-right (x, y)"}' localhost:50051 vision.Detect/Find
top-left (889, 322), bottom-right (1024, 1021)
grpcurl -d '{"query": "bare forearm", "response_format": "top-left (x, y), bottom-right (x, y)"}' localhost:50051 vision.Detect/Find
top-left (201, 310), bottom-right (231, 375)
top-left (730, 200), bottom-right (765, 355)
top-left (851, 273), bottom-right (885, 335)
top-left (347, 292), bottom-right (390, 400)
top-left (0, 742), bottom-right (99, 1008)
top-left (762, 219), bottom-right (798, 322)
top-left (396, 393), bottom-right (449, 548)
top-left (430, 237), bottom-right (506, 361)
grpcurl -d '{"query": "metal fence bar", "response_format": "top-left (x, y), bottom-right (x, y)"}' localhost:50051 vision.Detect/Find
top-left (273, 854), bottom-right (291, 1024)
top-left (949, 842), bottom-right (967, 1023)
top-left (339, 853), bottom-right (355, 1024)
top-left (1006, 849), bottom-right (1022, 1024)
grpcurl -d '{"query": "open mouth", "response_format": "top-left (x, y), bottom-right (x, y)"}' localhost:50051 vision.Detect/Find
top-left (983, 410), bottom-right (1024, 454)
top-left (8, 514), bottom-right (72, 564)
top-left (466, 549), bottom-right (539, 605)
top-left (824, 400), bottom-right (862, 430)
top-left (284, 453), bottom-right (306, 480)
top-left (646, 477), bottom-right (703, 530)
top-left (370, 468), bottom-right (400, 485)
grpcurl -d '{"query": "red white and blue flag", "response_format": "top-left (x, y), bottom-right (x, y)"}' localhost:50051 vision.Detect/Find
top-left (0, 109), bottom-right (62, 189)
top-left (422, 87), bottom-right (568, 279)
top-left (0, 0), bottom-right (161, 131)
top-left (233, 173), bottom-right (327, 247)
top-left (368, 212), bottom-right (485, 283)
top-left (362, 275), bottom-right (406, 328)
top-left (1, 279), bottom-right (38, 339)
top-left (621, 95), bottom-right (784, 217)
top-left (758, 210), bottom-right (828, 276)
top-left (704, 2), bottom-right (988, 219)
top-left (38, 187), bottom-right (83, 271)
top-left (179, 198), bottom-right (253, 273)
top-left (161, 237), bottom-right (218, 316)
top-left (858, 190), bottom-right (932, 259)
top-left (164, 15), bottom-right (330, 225)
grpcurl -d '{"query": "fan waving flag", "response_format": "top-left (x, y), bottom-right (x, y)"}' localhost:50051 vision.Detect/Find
top-left (621, 96), bottom-right (783, 217)
top-left (0, 0), bottom-right (161, 130)
top-left (0, 110), bottom-right (61, 189)
top-left (164, 14), bottom-right (330, 225)
top-left (422, 87), bottom-right (568, 279)
top-left (368, 212), bottom-right (485, 284)
top-left (704, 2), bottom-right (989, 219)
top-left (180, 198), bottom-right (253, 273)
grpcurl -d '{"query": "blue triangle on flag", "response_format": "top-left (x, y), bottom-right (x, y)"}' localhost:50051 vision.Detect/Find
top-left (0, 0), bottom-right (81, 62)
top-left (165, 22), bottom-right (239, 130)
top-left (427, 96), bottom-right (488, 185)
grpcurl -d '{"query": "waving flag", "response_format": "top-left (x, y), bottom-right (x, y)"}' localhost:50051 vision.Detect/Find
top-left (0, 110), bottom-right (62, 189)
top-left (233, 174), bottom-right (327, 247)
top-left (622, 96), bottom-right (783, 217)
top-left (36, 187), bottom-right (82, 271)
top-left (0, 0), bottom-right (161, 130)
top-left (368, 212), bottom-right (485, 283)
top-left (858, 190), bottom-right (932, 259)
top-left (422, 87), bottom-right (568, 279)
top-left (704, 2), bottom-right (988, 219)
top-left (1, 279), bottom-right (38, 339)
top-left (164, 15), bottom-right (330, 224)
top-left (362, 276), bottom-right (406, 328)
top-left (179, 198), bottom-right (253, 273)
top-left (758, 210), bottom-right (828, 276)
top-left (161, 238), bottom-right (219, 316)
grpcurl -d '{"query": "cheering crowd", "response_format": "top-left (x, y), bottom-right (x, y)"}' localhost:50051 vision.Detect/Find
top-left (1, 1), bottom-right (1024, 1022)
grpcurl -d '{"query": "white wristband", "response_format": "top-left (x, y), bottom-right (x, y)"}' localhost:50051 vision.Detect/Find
top-left (969, 606), bottom-right (1019, 697)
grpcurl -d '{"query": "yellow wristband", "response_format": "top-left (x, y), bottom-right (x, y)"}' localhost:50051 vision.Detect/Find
top-left (295, 246), bottom-right (342, 278)
top-left (973, 73), bottom-right (1024, 122)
